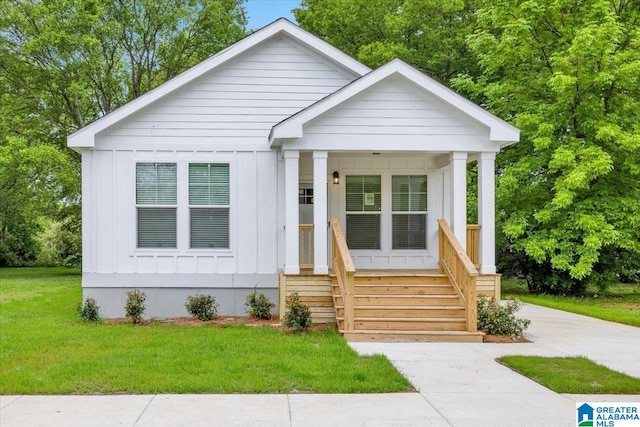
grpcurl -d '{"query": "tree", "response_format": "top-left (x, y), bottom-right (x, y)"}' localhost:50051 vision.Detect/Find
top-left (454, 0), bottom-right (640, 293)
top-left (0, 0), bottom-right (247, 265)
top-left (294, 0), bottom-right (480, 82)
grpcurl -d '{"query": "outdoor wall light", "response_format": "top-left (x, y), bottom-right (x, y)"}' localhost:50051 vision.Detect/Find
top-left (332, 171), bottom-right (340, 184)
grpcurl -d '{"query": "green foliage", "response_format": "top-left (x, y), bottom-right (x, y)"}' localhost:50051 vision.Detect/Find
top-left (77, 298), bottom-right (101, 322)
top-left (0, 0), bottom-right (247, 265)
top-left (0, 138), bottom-right (79, 266)
top-left (0, 268), bottom-right (413, 394)
top-left (477, 296), bottom-right (530, 338)
top-left (185, 294), bottom-right (218, 321)
top-left (295, 0), bottom-right (480, 82)
top-left (125, 290), bottom-right (146, 324)
top-left (245, 286), bottom-right (276, 320)
top-left (498, 356), bottom-right (640, 394)
top-left (282, 293), bottom-right (312, 332)
top-left (455, 0), bottom-right (640, 293)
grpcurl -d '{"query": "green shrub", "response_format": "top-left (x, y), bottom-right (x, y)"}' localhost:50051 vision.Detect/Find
top-left (125, 290), bottom-right (146, 324)
top-left (77, 297), bottom-right (101, 322)
top-left (282, 293), bottom-right (312, 332)
top-left (185, 294), bottom-right (218, 321)
top-left (477, 296), bottom-right (531, 338)
top-left (63, 254), bottom-right (82, 269)
top-left (245, 286), bottom-right (275, 320)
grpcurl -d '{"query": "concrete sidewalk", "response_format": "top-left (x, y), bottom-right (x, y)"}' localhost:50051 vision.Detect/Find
top-left (2, 304), bottom-right (639, 426)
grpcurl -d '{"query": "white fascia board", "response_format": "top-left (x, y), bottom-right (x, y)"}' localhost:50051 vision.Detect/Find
top-left (393, 61), bottom-right (520, 144)
top-left (270, 63), bottom-right (401, 144)
top-left (67, 18), bottom-right (370, 149)
top-left (271, 58), bottom-right (520, 146)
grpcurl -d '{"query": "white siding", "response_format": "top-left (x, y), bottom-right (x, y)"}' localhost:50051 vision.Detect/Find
top-left (88, 148), bottom-right (281, 275)
top-left (327, 154), bottom-right (440, 270)
top-left (295, 76), bottom-right (490, 151)
top-left (97, 35), bottom-right (358, 147)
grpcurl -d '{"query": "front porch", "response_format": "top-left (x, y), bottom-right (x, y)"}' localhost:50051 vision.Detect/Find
top-left (280, 218), bottom-right (500, 342)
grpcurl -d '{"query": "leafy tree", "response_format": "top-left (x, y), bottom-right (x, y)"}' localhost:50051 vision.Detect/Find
top-left (295, 0), bottom-right (480, 82)
top-left (0, 0), bottom-right (247, 265)
top-left (455, 0), bottom-right (640, 293)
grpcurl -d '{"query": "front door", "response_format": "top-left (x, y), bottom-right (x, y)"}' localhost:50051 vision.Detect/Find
top-left (299, 183), bottom-right (313, 268)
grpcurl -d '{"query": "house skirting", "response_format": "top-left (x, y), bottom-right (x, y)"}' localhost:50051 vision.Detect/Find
top-left (476, 274), bottom-right (501, 299)
top-left (278, 273), bottom-right (335, 324)
top-left (83, 273), bottom-right (278, 318)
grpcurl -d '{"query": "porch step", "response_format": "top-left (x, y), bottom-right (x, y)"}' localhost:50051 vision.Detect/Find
top-left (342, 330), bottom-right (484, 343)
top-left (354, 317), bottom-right (466, 331)
top-left (330, 271), bottom-right (478, 342)
top-left (354, 285), bottom-right (456, 295)
top-left (336, 305), bottom-right (465, 318)
top-left (354, 294), bottom-right (462, 306)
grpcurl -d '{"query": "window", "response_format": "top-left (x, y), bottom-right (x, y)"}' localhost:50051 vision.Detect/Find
top-left (345, 175), bottom-right (381, 249)
top-left (392, 175), bottom-right (427, 249)
top-left (136, 163), bottom-right (177, 248)
top-left (189, 163), bottom-right (230, 248)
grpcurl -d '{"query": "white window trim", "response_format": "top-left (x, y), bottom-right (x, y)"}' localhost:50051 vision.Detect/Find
top-left (130, 156), bottom-right (234, 255)
top-left (188, 163), bottom-right (231, 250)
top-left (340, 170), bottom-right (431, 256)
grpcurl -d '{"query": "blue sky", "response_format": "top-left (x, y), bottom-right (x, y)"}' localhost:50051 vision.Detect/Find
top-left (244, 0), bottom-right (301, 30)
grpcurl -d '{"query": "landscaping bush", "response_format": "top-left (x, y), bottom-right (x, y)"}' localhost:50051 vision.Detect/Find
top-left (477, 296), bottom-right (531, 338)
top-left (185, 294), bottom-right (218, 321)
top-left (245, 286), bottom-right (275, 320)
top-left (125, 290), bottom-right (146, 324)
top-left (282, 293), bottom-right (312, 332)
top-left (77, 297), bottom-right (101, 322)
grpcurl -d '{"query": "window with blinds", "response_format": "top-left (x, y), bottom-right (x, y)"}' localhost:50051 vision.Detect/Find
top-left (189, 163), bottom-right (230, 248)
top-left (345, 175), bottom-right (381, 250)
top-left (136, 163), bottom-right (177, 248)
top-left (392, 175), bottom-right (427, 249)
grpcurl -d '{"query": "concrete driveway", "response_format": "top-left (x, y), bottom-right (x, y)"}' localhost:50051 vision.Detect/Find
top-left (2, 304), bottom-right (639, 426)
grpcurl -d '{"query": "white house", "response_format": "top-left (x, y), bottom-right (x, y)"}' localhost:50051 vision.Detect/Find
top-left (68, 19), bottom-right (519, 341)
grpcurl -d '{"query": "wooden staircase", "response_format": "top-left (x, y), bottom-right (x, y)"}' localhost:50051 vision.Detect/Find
top-left (330, 272), bottom-right (484, 342)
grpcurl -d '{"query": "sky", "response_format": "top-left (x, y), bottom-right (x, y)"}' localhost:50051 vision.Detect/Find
top-left (244, 0), bottom-right (301, 30)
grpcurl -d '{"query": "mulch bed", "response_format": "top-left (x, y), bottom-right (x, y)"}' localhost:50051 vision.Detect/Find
top-left (104, 315), bottom-right (334, 332)
top-left (482, 331), bottom-right (529, 343)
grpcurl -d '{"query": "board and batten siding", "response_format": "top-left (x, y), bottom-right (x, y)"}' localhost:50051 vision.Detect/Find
top-left (84, 149), bottom-right (278, 276)
top-left (96, 35), bottom-right (359, 148)
top-left (85, 34), bottom-right (361, 279)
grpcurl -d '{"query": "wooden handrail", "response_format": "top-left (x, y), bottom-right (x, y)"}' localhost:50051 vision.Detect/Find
top-left (438, 218), bottom-right (478, 332)
top-left (299, 224), bottom-right (314, 269)
top-left (330, 219), bottom-right (355, 332)
top-left (466, 224), bottom-right (480, 268)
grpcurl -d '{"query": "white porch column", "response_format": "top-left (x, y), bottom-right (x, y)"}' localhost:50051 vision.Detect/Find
top-left (478, 152), bottom-right (496, 274)
top-left (284, 150), bottom-right (300, 274)
top-left (313, 151), bottom-right (328, 274)
top-left (450, 151), bottom-right (467, 251)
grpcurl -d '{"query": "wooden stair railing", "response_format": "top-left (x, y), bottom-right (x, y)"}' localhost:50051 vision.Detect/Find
top-left (438, 218), bottom-right (479, 332)
top-left (466, 224), bottom-right (480, 268)
top-left (330, 219), bottom-right (355, 332)
top-left (299, 224), bottom-right (314, 269)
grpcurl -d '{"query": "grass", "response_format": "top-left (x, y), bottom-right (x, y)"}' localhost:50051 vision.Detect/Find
top-left (502, 279), bottom-right (640, 327)
top-left (498, 356), bottom-right (640, 394)
top-left (0, 267), bottom-right (413, 394)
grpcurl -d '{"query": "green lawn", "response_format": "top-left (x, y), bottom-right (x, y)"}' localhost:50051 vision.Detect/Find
top-left (498, 356), bottom-right (640, 394)
top-left (502, 279), bottom-right (640, 327)
top-left (0, 268), bottom-right (413, 394)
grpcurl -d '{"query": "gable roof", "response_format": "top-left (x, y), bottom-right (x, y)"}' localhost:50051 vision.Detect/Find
top-left (67, 18), bottom-right (371, 150)
top-left (269, 59), bottom-right (520, 147)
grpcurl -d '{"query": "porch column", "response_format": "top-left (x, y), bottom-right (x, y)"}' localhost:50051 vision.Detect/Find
top-left (478, 152), bottom-right (496, 274)
top-left (284, 150), bottom-right (300, 274)
top-left (313, 151), bottom-right (329, 274)
top-left (450, 151), bottom-right (467, 251)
